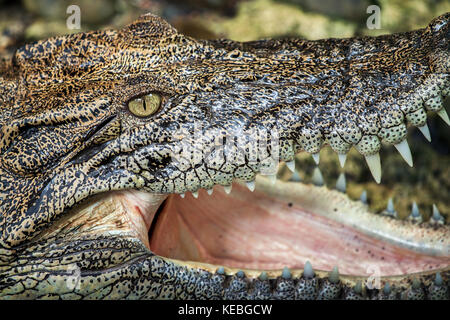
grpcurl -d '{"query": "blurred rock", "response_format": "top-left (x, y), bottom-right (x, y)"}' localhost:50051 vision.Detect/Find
top-left (204, 0), bottom-right (357, 41)
top-left (0, 7), bottom-right (29, 59)
top-left (167, 0), bottom-right (240, 15)
top-left (279, 0), bottom-right (373, 21)
top-left (25, 19), bottom-right (82, 40)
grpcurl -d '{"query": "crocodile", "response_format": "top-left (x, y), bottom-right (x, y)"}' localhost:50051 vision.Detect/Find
top-left (0, 12), bottom-right (449, 300)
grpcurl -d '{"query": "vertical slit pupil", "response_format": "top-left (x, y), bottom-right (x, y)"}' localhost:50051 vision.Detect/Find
top-left (143, 98), bottom-right (147, 111)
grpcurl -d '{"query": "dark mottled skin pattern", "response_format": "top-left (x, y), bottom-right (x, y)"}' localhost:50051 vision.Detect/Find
top-left (0, 13), bottom-right (448, 299)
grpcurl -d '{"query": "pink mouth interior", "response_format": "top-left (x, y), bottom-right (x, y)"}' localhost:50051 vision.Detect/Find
top-left (149, 183), bottom-right (449, 276)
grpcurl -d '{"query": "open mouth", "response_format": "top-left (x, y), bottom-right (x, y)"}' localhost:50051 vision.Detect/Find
top-left (115, 175), bottom-right (449, 278)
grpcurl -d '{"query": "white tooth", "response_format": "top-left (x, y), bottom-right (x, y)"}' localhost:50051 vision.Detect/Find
top-left (418, 124), bottom-right (431, 142)
top-left (329, 266), bottom-right (340, 284)
top-left (338, 153), bottom-right (347, 168)
top-left (290, 171), bottom-right (302, 182)
top-left (267, 174), bottom-right (277, 184)
top-left (303, 261), bottom-right (314, 279)
top-left (394, 140), bottom-right (413, 167)
top-left (411, 201), bottom-right (420, 217)
top-left (180, 193), bottom-right (185, 198)
top-left (365, 153), bottom-right (381, 184)
top-left (437, 108), bottom-right (450, 125)
top-left (360, 190), bottom-right (368, 204)
top-left (432, 204), bottom-right (444, 223)
top-left (386, 198), bottom-right (396, 216)
top-left (312, 167), bottom-right (324, 186)
top-left (246, 180), bottom-right (255, 192)
top-left (192, 191), bottom-right (199, 199)
top-left (312, 153), bottom-right (320, 165)
top-left (409, 201), bottom-right (423, 223)
top-left (435, 273), bottom-right (443, 286)
top-left (336, 173), bottom-right (346, 193)
top-left (383, 283), bottom-right (391, 295)
top-left (432, 204), bottom-right (440, 218)
top-left (258, 272), bottom-right (268, 281)
top-left (223, 185), bottom-right (232, 194)
top-left (207, 189), bottom-right (213, 195)
top-left (286, 160), bottom-right (295, 173)
top-left (281, 266), bottom-right (291, 279)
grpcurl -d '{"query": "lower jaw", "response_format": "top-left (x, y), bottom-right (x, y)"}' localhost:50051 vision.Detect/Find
top-left (126, 176), bottom-right (450, 278)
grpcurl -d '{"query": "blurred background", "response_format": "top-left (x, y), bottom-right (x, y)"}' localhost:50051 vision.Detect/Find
top-left (1, 0), bottom-right (449, 47)
top-left (0, 0), bottom-right (448, 219)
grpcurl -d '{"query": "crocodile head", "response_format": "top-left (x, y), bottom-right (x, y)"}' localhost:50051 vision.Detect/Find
top-left (0, 13), bottom-right (449, 299)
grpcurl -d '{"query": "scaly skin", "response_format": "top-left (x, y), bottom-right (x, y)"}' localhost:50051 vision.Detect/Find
top-left (0, 13), bottom-right (449, 299)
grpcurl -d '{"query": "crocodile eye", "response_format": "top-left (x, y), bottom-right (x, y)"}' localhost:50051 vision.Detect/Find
top-left (128, 93), bottom-right (162, 117)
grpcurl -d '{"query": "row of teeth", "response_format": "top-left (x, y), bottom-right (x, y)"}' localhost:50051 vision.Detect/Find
top-left (180, 161), bottom-right (447, 225)
top-left (324, 169), bottom-right (446, 225)
top-left (213, 260), bottom-right (446, 297)
top-left (290, 83), bottom-right (450, 185)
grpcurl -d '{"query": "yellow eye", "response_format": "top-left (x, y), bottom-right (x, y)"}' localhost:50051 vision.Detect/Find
top-left (128, 93), bottom-right (162, 117)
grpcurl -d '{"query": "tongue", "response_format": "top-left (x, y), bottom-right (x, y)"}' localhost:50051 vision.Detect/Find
top-left (150, 182), bottom-right (450, 276)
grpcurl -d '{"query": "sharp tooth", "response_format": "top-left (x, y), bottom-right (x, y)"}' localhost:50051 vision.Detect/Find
top-left (360, 190), bottom-right (368, 204)
top-left (266, 174), bottom-right (277, 184)
top-left (435, 272), bottom-right (443, 286)
top-left (281, 267), bottom-right (291, 279)
top-left (329, 266), bottom-right (339, 284)
top-left (286, 160), bottom-right (295, 173)
top-left (223, 185), bottom-right (232, 194)
top-left (394, 140), bottom-right (413, 167)
top-left (418, 124), bottom-right (431, 142)
top-left (192, 191), bottom-right (198, 198)
top-left (246, 180), bottom-right (255, 192)
top-left (431, 204), bottom-right (444, 223)
top-left (312, 152), bottom-right (320, 165)
top-left (410, 201), bottom-right (422, 221)
top-left (383, 283), bottom-right (391, 295)
top-left (312, 167), bottom-right (324, 186)
top-left (180, 193), bottom-right (185, 198)
top-left (387, 198), bottom-right (394, 213)
top-left (365, 153), bottom-right (381, 184)
top-left (207, 189), bottom-right (213, 195)
top-left (437, 108), bottom-right (450, 125)
top-left (259, 271), bottom-right (268, 281)
top-left (338, 153), bottom-right (347, 168)
top-left (303, 260), bottom-right (314, 278)
top-left (336, 173), bottom-right (346, 193)
top-left (289, 170), bottom-right (302, 182)
top-left (411, 202), bottom-right (419, 216)
top-left (386, 198), bottom-right (397, 217)
top-left (236, 270), bottom-right (245, 278)
top-left (432, 204), bottom-right (440, 219)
